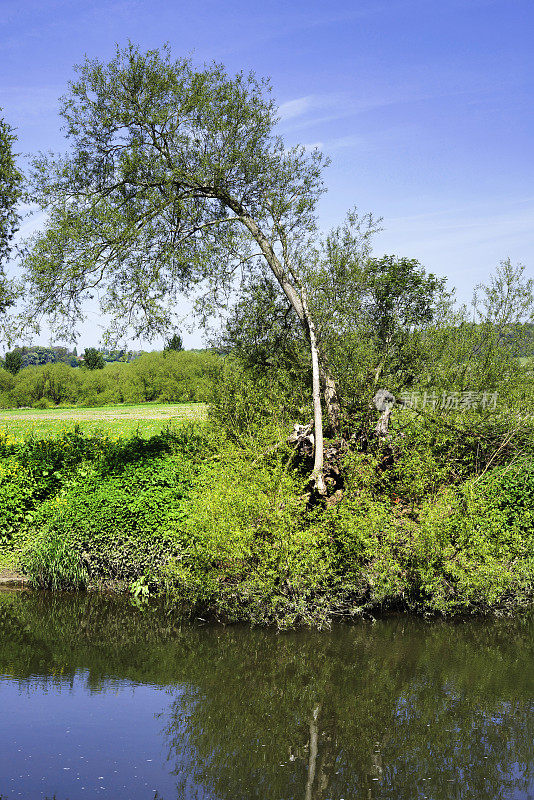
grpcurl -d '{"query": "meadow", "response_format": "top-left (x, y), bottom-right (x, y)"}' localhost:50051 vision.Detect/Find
top-left (0, 402), bottom-right (207, 440)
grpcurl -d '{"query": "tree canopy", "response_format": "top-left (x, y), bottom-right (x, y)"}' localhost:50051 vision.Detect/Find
top-left (83, 347), bottom-right (105, 370)
top-left (164, 332), bottom-right (184, 352)
top-left (24, 43), bottom-right (327, 342)
top-left (0, 110), bottom-right (23, 313)
top-left (3, 349), bottom-right (22, 375)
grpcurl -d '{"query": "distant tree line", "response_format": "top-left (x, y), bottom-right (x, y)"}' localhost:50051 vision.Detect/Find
top-left (0, 345), bottom-right (149, 374)
top-left (0, 349), bottom-right (218, 408)
top-left (4, 345), bottom-right (79, 371)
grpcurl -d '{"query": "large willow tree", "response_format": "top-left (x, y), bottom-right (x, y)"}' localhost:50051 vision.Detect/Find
top-left (24, 43), bottom-right (342, 493)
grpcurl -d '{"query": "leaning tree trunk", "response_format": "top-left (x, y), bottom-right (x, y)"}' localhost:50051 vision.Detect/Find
top-left (233, 205), bottom-right (340, 493)
top-left (302, 290), bottom-right (327, 495)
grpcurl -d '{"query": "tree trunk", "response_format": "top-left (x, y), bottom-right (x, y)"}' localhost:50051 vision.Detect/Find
top-left (231, 204), bottom-right (335, 493)
top-left (320, 364), bottom-right (341, 433)
top-left (373, 389), bottom-right (395, 438)
top-left (302, 290), bottom-right (327, 495)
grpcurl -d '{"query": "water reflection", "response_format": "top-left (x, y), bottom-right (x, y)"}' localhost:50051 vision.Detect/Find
top-left (1, 591), bottom-right (534, 799)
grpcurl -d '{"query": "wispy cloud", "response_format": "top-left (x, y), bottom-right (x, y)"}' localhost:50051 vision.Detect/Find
top-left (384, 201), bottom-right (534, 244)
top-left (324, 134), bottom-right (367, 150)
top-left (278, 66), bottom-right (506, 137)
top-left (278, 96), bottom-right (314, 121)
top-left (374, 199), bottom-right (534, 292)
top-left (278, 93), bottom-right (346, 123)
top-left (303, 125), bottom-right (412, 155)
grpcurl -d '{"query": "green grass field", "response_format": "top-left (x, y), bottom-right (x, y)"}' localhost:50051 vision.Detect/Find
top-left (0, 402), bottom-right (207, 440)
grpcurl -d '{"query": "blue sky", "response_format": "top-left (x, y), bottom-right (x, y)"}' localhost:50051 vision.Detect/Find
top-left (1, 0), bottom-right (533, 348)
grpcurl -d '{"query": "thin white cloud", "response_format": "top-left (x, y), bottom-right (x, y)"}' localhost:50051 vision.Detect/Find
top-left (278, 70), bottom-right (506, 137)
top-left (278, 97), bottom-right (314, 121)
top-left (278, 92), bottom-right (347, 123)
top-left (373, 200), bottom-right (534, 294)
top-left (314, 125), bottom-right (413, 154)
top-left (384, 202), bottom-right (534, 243)
top-left (325, 134), bottom-right (367, 151)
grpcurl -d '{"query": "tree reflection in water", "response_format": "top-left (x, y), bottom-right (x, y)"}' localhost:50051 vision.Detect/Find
top-left (1, 592), bottom-right (534, 800)
top-left (161, 618), bottom-right (534, 800)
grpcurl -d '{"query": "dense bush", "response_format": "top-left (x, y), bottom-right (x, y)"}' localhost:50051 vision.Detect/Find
top-left (0, 427), bottom-right (113, 546)
top-left (381, 409), bottom-right (534, 504)
top-left (0, 425), bottom-right (211, 581)
top-left (0, 349), bottom-right (220, 408)
top-left (161, 448), bottom-right (337, 627)
top-left (23, 472), bottom-right (181, 588)
top-left (407, 460), bottom-right (534, 611)
top-left (0, 456), bottom-right (39, 546)
top-left (22, 426), bottom-right (212, 589)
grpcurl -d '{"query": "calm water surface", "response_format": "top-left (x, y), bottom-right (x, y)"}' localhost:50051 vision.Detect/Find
top-left (1, 590), bottom-right (534, 800)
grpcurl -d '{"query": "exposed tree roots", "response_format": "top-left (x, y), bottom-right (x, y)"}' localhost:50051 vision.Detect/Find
top-left (287, 387), bottom-right (398, 506)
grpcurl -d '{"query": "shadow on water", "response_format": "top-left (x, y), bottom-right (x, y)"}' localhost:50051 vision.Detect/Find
top-left (1, 590), bottom-right (534, 799)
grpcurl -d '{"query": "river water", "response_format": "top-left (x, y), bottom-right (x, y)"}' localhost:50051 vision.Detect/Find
top-left (1, 590), bottom-right (534, 800)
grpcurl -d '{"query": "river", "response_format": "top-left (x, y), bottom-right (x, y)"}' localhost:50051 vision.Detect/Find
top-left (1, 589), bottom-right (534, 799)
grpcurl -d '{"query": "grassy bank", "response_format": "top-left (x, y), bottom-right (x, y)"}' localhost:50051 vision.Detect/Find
top-left (1, 406), bottom-right (534, 628)
top-left (0, 402), bottom-right (207, 440)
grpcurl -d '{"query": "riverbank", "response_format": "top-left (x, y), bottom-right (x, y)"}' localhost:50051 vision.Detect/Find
top-left (0, 568), bottom-right (27, 586)
top-left (1, 416), bottom-right (534, 627)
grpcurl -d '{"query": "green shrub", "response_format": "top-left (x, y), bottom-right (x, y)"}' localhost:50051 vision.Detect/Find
top-left (0, 392), bottom-right (13, 409)
top-left (33, 397), bottom-right (52, 409)
top-left (22, 477), bottom-right (178, 586)
top-left (162, 447), bottom-right (337, 627)
top-left (382, 410), bottom-right (534, 505)
top-left (0, 457), bottom-right (40, 546)
top-left (18, 425), bottom-right (212, 588)
top-left (481, 458), bottom-right (534, 531)
top-left (409, 460), bottom-right (534, 612)
top-left (0, 429), bottom-right (97, 546)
